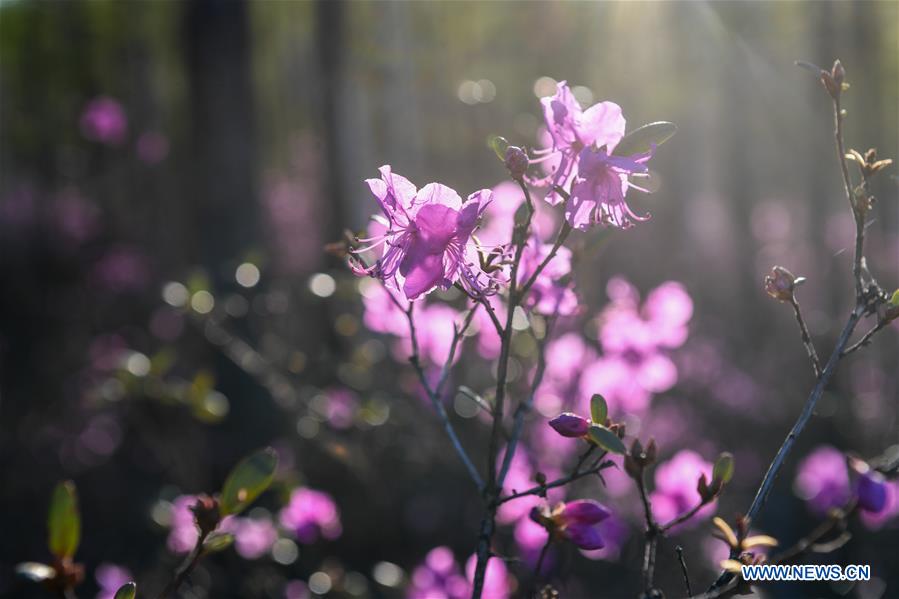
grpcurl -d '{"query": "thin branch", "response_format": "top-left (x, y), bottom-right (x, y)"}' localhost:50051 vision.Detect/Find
top-left (676, 545), bottom-right (693, 597)
top-left (842, 319), bottom-right (888, 356)
top-left (474, 178), bottom-right (539, 599)
top-left (402, 301), bottom-right (485, 491)
top-left (710, 67), bottom-right (884, 593)
top-left (746, 309), bottom-right (859, 524)
top-left (772, 503), bottom-right (854, 564)
top-left (518, 222), bottom-right (573, 300)
top-left (789, 296), bottom-right (821, 377)
top-left (636, 468), bottom-right (660, 593)
top-left (497, 315), bottom-right (557, 489)
top-left (497, 457), bottom-right (613, 504)
top-left (833, 95), bottom-right (865, 301)
top-left (156, 529), bottom-right (210, 599)
top-left (660, 502), bottom-right (708, 534)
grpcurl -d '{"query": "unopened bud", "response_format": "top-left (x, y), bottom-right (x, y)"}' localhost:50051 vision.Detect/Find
top-left (191, 494), bottom-right (221, 535)
top-left (764, 266), bottom-right (802, 302)
top-left (504, 146), bottom-right (529, 180)
top-left (831, 60), bottom-right (845, 86)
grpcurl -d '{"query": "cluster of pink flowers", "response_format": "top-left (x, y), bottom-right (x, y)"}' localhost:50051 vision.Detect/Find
top-left (532, 81), bottom-right (653, 229)
top-left (407, 547), bottom-right (510, 599)
top-left (352, 82), bottom-right (659, 305)
top-left (537, 278), bottom-right (692, 422)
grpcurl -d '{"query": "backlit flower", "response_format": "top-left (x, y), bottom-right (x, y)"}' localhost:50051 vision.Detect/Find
top-left (353, 166), bottom-right (493, 300)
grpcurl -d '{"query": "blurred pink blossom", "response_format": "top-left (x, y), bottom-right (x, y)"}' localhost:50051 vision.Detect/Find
top-left (279, 487), bottom-right (342, 544)
top-left (579, 278), bottom-right (691, 416)
top-left (650, 450), bottom-right (716, 529)
top-left (228, 516), bottom-right (278, 559)
top-left (794, 445), bottom-right (851, 516)
top-left (80, 97), bottom-right (128, 145)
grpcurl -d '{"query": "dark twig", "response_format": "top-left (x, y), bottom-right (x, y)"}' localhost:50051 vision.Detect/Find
top-left (498, 458), bottom-right (613, 504)
top-left (676, 545), bottom-right (693, 597)
top-left (156, 529), bottom-right (210, 599)
top-left (402, 301), bottom-right (484, 491)
top-left (789, 296), bottom-right (822, 377)
top-left (842, 319), bottom-right (888, 356)
top-left (660, 502), bottom-right (708, 534)
top-left (710, 65), bottom-right (883, 592)
top-left (636, 468), bottom-right (660, 593)
top-left (497, 315), bottom-right (557, 489)
top-left (773, 503), bottom-right (855, 564)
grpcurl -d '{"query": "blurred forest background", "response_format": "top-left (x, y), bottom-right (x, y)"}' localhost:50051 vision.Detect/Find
top-left (1, 1), bottom-right (897, 598)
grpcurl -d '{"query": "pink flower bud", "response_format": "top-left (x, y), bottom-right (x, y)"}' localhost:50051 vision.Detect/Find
top-left (850, 459), bottom-right (888, 513)
top-left (560, 499), bottom-right (610, 525)
top-left (764, 265), bottom-right (798, 302)
top-left (548, 412), bottom-right (590, 438)
top-left (504, 146), bottom-right (529, 180)
top-left (563, 521), bottom-right (605, 550)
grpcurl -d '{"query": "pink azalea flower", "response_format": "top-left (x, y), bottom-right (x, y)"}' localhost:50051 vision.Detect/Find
top-left (532, 82), bottom-right (654, 230)
top-left (567, 146), bottom-right (652, 230)
top-left (650, 450), bottom-right (716, 529)
top-left (536, 82), bottom-right (626, 202)
top-left (353, 166), bottom-right (494, 300)
top-left (279, 487), bottom-right (342, 544)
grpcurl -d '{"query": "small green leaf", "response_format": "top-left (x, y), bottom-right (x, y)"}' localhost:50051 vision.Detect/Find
top-left (587, 424), bottom-right (626, 455)
top-left (488, 135), bottom-right (509, 161)
top-left (613, 121), bottom-right (677, 157)
top-left (713, 452), bottom-right (735, 485)
top-left (590, 394), bottom-right (608, 425)
top-left (203, 532), bottom-right (235, 553)
top-left (15, 562), bottom-right (55, 583)
top-left (219, 448), bottom-right (278, 516)
top-left (114, 582), bottom-right (137, 599)
top-left (889, 289), bottom-right (899, 306)
top-left (48, 480), bottom-right (80, 559)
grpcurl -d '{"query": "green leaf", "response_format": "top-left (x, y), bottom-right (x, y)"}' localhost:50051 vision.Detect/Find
top-left (15, 562), bottom-right (55, 583)
top-left (203, 532), bottom-right (235, 553)
top-left (889, 289), bottom-right (899, 306)
top-left (219, 448), bottom-right (278, 516)
top-left (587, 424), bottom-right (626, 455)
top-left (590, 394), bottom-right (608, 425)
top-left (487, 135), bottom-right (509, 161)
top-left (613, 121), bottom-right (677, 157)
top-left (114, 582), bottom-right (137, 599)
top-left (713, 452), bottom-right (735, 485)
top-left (48, 480), bottom-right (80, 559)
